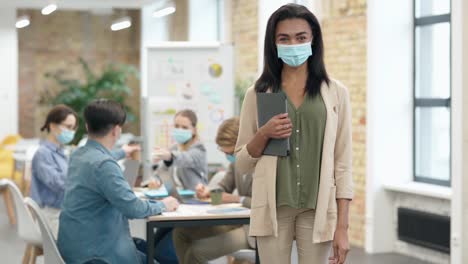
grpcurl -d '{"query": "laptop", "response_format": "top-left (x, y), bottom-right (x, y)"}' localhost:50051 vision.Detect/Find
top-left (123, 160), bottom-right (140, 187)
top-left (157, 170), bottom-right (209, 205)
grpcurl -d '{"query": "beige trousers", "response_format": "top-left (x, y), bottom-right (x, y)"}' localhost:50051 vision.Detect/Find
top-left (257, 206), bottom-right (332, 264)
top-left (41, 206), bottom-right (60, 239)
top-left (173, 225), bottom-right (250, 264)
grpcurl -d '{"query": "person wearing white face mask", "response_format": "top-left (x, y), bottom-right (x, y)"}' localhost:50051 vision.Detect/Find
top-left (148, 109), bottom-right (208, 264)
top-left (152, 109), bottom-right (208, 191)
top-left (172, 117), bottom-right (255, 264)
top-left (236, 4), bottom-right (354, 264)
top-left (31, 104), bottom-right (140, 238)
top-left (31, 105), bottom-right (79, 238)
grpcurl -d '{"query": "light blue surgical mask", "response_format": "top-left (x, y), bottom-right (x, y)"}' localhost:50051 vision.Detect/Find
top-left (57, 129), bottom-right (75, 145)
top-left (226, 154), bottom-right (236, 163)
top-left (277, 42), bottom-right (312, 67)
top-left (172, 128), bottom-right (193, 144)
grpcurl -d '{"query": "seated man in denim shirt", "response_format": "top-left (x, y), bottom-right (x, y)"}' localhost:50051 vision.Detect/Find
top-left (58, 99), bottom-right (179, 264)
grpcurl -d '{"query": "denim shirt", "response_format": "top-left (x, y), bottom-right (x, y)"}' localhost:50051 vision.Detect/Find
top-left (31, 140), bottom-right (68, 209)
top-left (30, 140), bottom-right (126, 209)
top-left (58, 140), bottom-right (165, 264)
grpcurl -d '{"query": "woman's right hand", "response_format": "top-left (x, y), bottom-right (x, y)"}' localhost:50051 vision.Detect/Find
top-left (195, 183), bottom-right (210, 199)
top-left (147, 179), bottom-right (161, 189)
top-left (152, 147), bottom-right (172, 163)
top-left (259, 113), bottom-right (292, 139)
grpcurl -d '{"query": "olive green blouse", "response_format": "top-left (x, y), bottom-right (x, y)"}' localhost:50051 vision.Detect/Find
top-left (276, 91), bottom-right (327, 209)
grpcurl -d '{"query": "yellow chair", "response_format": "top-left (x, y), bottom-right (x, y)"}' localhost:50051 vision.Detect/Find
top-left (0, 134), bottom-right (22, 179)
top-left (0, 134), bottom-right (22, 226)
top-left (0, 134), bottom-right (22, 147)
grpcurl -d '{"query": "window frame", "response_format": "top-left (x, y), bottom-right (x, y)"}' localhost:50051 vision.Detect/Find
top-left (413, 0), bottom-right (452, 186)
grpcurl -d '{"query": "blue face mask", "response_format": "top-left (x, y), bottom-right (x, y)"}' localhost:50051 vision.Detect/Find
top-left (226, 154), bottom-right (236, 163)
top-left (172, 128), bottom-right (193, 144)
top-left (277, 42), bottom-right (312, 67)
top-left (57, 129), bottom-right (75, 145)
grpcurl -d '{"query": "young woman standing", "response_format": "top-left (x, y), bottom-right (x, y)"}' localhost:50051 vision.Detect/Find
top-left (235, 4), bottom-right (353, 264)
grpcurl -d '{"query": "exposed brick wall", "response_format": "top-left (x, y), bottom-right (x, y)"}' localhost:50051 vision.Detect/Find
top-left (321, 0), bottom-right (367, 247)
top-left (18, 9), bottom-right (141, 138)
top-left (169, 0), bottom-right (189, 41)
top-left (231, 0), bottom-right (258, 80)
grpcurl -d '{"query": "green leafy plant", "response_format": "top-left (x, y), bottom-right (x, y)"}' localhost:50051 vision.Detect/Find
top-left (40, 58), bottom-right (139, 144)
top-left (235, 77), bottom-right (255, 114)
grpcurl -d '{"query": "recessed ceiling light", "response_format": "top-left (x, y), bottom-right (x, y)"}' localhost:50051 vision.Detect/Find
top-left (153, 5), bottom-right (176, 18)
top-left (41, 4), bottom-right (57, 15)
top-left (16, 15), bottom-right (30, 29)
top-left (111, 16), bottom-right (132, 31)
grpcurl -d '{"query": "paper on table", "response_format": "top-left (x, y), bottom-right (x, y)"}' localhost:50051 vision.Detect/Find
top-left (161, 203), bottom-right (248, 217)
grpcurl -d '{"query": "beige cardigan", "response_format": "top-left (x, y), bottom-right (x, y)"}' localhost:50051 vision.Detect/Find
top-left (235, 79), bottom-right (354, 243)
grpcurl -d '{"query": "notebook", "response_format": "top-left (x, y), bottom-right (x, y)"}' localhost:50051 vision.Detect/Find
top-left (156, 170), bottom-right (209, 205)
top-left (144, 189), bottom-right (195, 199)
top-left (256, 92), bottom-right (290, 156)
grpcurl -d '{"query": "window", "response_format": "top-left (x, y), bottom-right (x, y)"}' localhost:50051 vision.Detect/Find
top-left (413, 0), bottom-right (451, 186)
top-left (188, 0), bottom-right (223, 41)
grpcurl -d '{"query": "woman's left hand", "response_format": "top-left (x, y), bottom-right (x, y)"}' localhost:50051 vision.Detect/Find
top-left (329, 227), bottom-right (350, 264)
top-left (221, 193), bottom-right (240, 204)
top-left (152, 147), bottom-right (172, 162)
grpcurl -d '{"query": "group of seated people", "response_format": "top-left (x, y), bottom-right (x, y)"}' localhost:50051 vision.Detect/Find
top-left (30, 99), bottom-right (253, 264)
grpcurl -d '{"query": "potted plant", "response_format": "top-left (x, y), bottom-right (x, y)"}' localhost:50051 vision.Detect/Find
top-left (235, 77), bottom-right (255, 115)
top-left (40, 58), bottom-right (139, 144)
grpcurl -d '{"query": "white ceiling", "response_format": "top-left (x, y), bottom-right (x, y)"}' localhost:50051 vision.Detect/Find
top-left (0, 0), bottom-right (161, 9)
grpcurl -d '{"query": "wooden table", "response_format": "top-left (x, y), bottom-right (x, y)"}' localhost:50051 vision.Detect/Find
top-left (145, 204), bottom-right (259, 264)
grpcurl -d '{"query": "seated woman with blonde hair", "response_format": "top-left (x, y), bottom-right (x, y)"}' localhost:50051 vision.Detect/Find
top-left (172, 117), bottom-right (254, 264)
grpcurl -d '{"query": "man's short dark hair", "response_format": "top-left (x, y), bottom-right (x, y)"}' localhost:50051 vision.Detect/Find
top-left (84, 99), bottom-right (126, 137)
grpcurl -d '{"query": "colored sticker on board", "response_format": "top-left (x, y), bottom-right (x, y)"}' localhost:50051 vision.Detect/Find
top-left (200, 83), bottom-right (213, 96)
top-left (208, 93), bottom-right (222, 104)
top-left (167, 84), bottom-right (177, 96)
top-left (181, 82), bottom-right (195, 100)
top-left (209, 108), bottom-right (225, 123)
top-left (209, 63), bottom-right (223, 78)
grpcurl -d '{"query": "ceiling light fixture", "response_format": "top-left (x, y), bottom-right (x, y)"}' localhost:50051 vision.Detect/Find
top-left (41, 4), bottom-right (57, 15)
top-left (16, 15), bottom-right (30, 29)
top-left (153, 5), bottom-right (176, 18)
top-left (111, 16), bottom-right (132, 31)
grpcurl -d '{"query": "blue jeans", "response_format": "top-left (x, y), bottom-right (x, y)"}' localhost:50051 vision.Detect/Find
top-left (83, 238), bottom-right (157, 264)
top-left (154, 228), bottom-right (179, 264)
top-left (134, 238), bottom-right (159, 264)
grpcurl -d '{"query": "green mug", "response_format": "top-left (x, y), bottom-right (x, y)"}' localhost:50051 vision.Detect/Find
top-left (210, 189), bottom-right (223, 205)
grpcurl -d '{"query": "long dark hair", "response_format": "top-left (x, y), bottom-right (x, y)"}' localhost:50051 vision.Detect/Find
top-left (255, 3), bottom-right (329, 97)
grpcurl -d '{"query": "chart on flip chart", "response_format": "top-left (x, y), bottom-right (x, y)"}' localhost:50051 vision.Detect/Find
top-left (142, 43), bottom-right (234, 177)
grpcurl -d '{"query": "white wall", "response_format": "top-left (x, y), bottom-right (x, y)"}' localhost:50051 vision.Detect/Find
top-left (450, 0), bottom-right (468, 262)
top-left (0, 8), bottom-right (18, 140)
top-left (366, 0), bottom-right (413, 253)
top-left (367, 0), bottom-right (458, 262)
top-left (141, 1), bottom-right (170, 99)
